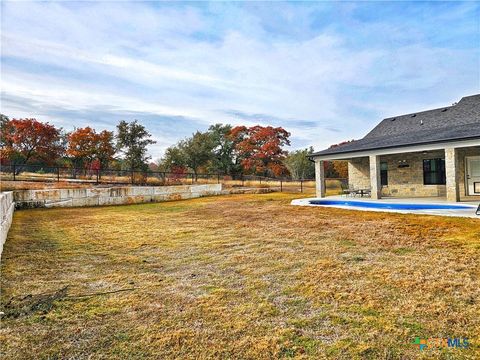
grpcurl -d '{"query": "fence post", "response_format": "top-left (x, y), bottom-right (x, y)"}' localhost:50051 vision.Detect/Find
top-left (280, 179), bottom-right (283, 192)
top-left (13, 164), bottom-right (16, 181)
top-left (191, 173), bottom-right (194, 184)
top-left (57, 167), bottom-right (60, 182)
top-left (217, 173), bottom-right (220, 184)
top-left (241, 175), bottom-right (244, 187)
top-left (300, 179), bottom-right (303, 193)
top-left (131, 170), bottom-right (134, 185)
top-left (96, 169), bottom-right (99, 184)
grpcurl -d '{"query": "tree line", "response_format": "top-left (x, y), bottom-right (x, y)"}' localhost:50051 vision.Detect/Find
top-left (0, 115), bottom-right (155, 172)
top-left (0, 115), bottom-right (347, 179)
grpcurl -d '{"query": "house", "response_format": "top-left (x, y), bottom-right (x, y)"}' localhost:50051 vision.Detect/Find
top-left (310, 94), bottom-right (480, 202)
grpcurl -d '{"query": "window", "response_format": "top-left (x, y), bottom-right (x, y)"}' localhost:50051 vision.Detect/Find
top-left (423, 159), bottom-right (446, 185)
top-left (380, 162), bottom-right (388, 186)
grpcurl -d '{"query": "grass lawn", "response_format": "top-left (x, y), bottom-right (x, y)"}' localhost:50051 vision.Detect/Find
top-left (1, 193), bottom-right (479, 359)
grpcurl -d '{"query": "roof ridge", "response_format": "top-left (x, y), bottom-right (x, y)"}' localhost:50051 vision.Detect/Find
top-left (383, 105), bottom-right (453, 120)
top-left (380, 94), bottom-right (480, 121)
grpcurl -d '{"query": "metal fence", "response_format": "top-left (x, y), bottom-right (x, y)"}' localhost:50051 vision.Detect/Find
top-left (237, 176), bottom-right (347, 194)
top-left (0, 163), bottom-right (346, 193)
top-left (0, 164), bottom-right (219, 186)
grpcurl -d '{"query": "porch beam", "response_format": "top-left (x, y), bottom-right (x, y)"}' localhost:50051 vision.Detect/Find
top-left (315, 160), bottom-right (326, 198)
top-left (445, 148), bottom-right (460, 202)
top-left (369, 155), bottom-right (382, 200)
top-left (311, 138), bottom-right (480, 161)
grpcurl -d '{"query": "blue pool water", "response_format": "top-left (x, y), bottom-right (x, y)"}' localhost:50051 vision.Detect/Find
top-left (309, 200), bottom-right (473, 211)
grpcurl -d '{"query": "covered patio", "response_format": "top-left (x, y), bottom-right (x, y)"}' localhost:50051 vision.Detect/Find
top-left (314, 143), bottom-right (480, 203)
top-left (310, 94), bottom-right (480, 202)
top-left (311, 94), bottom-right (480, 204)
top-left (315, 141), bottom-right (480, 202)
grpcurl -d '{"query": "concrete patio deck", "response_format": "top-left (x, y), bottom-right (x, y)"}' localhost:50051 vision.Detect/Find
top-left (291, 195), bottom-right (480, 218)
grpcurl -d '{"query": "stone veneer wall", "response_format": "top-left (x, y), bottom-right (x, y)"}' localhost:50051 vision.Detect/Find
top-left (380, 150), bottom-right (446, 198)
top-left (347, 157), bottom-right (370, 190)
top-left (347, 146), bottom-right (480, 200)
top-left (13, 184), bottom-right (223, 209)
top-left (0, 192), bottom-right (15, 258)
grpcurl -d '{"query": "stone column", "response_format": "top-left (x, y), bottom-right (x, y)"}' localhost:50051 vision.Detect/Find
top-left (445, 147), bottom-right (460, 202)
top-left (369, 155), bottom-right (382, 200)
top-left (315, 159), bottom-right (326, 198)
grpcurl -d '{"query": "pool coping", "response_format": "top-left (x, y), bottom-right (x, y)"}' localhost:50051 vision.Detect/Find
top-left (291, 196), bottom-right (480, 219)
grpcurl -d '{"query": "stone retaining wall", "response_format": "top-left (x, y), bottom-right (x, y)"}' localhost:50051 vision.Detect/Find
top-left (1, 192), bottom-right (15, 258)
top-left (14, 184), bottom-right (223, 209)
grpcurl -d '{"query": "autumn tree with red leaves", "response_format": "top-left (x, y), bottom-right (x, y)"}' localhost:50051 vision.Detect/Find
top-left (329, 139), bottom-right (356, 149)
top-left (95, 130), bottom-right (116, 168)
top-left (67, 127), bottom-right (115, 169)
top-left (332, 161), bottom-right (348, 178)
top-left (229, 125), bottom-right (291, 176)
top-left (0, 118), bottom-right (64, 167)
top-left (325, 139), bottom-right (353, 178)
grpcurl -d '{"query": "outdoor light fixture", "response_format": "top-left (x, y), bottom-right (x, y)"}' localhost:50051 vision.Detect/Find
top-left (398, 159), bottom-right (410, 168)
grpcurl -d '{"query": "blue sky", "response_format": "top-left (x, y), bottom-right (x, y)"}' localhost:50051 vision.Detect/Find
top-left (1, 1), bottom-right (479, 159)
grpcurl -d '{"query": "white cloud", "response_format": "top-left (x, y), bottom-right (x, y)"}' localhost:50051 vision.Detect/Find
top-left (1, 1), bottom-right (478, 158)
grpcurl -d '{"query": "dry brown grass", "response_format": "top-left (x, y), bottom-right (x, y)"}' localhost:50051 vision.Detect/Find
top-left (0, 180), bottom-right (100, 191)
top-left (1, 193), bottom-right (479, 359)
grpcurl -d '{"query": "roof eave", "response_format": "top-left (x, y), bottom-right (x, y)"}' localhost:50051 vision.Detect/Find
top-left (311, 136), bottom-right (480, 160)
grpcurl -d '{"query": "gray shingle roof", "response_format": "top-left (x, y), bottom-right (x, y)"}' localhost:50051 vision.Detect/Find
top-left (312, 94), bottom-right (480, 157)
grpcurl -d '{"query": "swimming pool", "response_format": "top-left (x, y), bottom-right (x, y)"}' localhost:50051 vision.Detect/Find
top-left (308, 199), bottom-right (473, 211)
top-left (290, 197), bottom-right (479, 218)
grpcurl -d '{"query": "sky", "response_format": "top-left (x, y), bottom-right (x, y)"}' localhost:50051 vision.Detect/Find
top-left (1, 1), bottom-right (479, 160)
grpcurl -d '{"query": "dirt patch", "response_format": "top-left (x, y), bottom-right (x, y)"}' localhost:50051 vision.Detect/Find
top-left (1, 287), bottom-right (69, 319)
